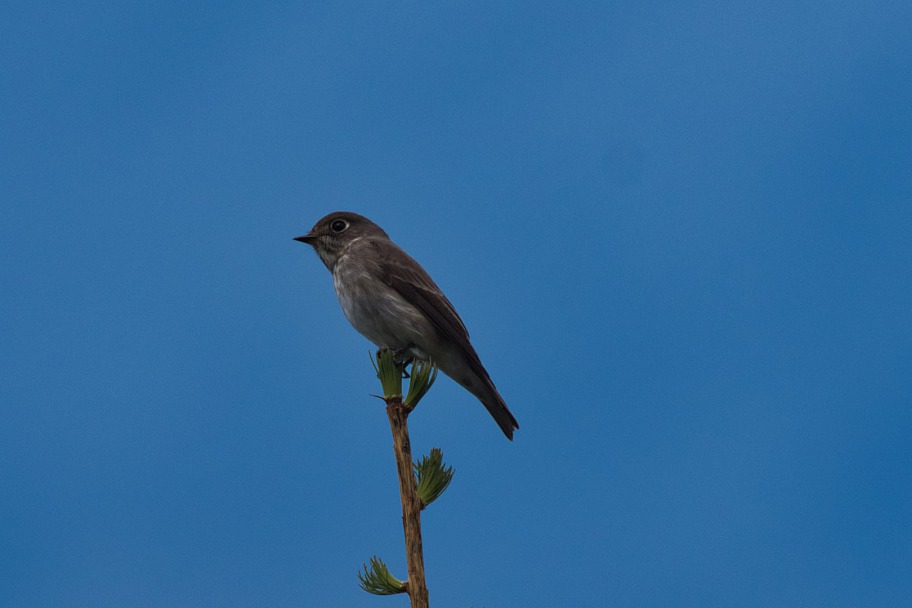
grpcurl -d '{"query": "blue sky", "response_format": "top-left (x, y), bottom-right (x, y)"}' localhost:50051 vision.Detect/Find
top-left (2, 2), bottom-right (911, 606)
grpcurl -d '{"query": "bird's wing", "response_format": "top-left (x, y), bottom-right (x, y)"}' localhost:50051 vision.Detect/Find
top-left (372, 239), bottom-right (489, 376)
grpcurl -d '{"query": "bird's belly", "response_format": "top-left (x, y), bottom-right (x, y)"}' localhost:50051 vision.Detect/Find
top-left (333, 265), bottom-right (433, 351)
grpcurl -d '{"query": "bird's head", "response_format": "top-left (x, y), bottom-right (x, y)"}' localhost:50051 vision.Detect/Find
top-left (294, 211), bottom-right (389, 271)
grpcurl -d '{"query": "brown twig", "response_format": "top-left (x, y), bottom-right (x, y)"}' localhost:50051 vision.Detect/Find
top-left (385, 397), bottom-right (429, 608)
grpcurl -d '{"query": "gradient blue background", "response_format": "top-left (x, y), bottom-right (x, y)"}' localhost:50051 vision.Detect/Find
top-left (2, 2), bottom-right (911, 606)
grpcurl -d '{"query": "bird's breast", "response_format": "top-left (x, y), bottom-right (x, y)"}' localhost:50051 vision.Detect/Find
top-left (332, 255), bottom-right (433, 350)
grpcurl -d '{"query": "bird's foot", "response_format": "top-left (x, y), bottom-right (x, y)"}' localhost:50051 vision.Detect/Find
top-left (393, 347), bottom-right (415, 378)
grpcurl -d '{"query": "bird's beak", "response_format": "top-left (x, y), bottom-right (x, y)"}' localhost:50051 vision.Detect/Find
top-left (294, 232), bottom-right (317, 244)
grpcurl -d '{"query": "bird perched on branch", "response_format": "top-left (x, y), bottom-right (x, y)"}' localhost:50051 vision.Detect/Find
top-left (295, 211), bottom-right (519, 440)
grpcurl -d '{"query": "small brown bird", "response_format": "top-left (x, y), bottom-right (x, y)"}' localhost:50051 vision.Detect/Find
top-left (295, 212), bottom-right (519, 439)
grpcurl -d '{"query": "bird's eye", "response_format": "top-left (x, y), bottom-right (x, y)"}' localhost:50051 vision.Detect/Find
top-left (330, 219), bottom-right (349, 233)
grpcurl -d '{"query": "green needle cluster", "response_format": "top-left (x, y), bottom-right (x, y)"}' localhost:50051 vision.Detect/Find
top-left (415, 448), bottom-right (454, 509)
top-left (371, 348), bottom-right (438, 408)
top-left (370, 348), bottom-right (403, 399)
top-left (404, 358), bottom-right (438, 408)
top-left (357, 556), bottom-right (406, 595)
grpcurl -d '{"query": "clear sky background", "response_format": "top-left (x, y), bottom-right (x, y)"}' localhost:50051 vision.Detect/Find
top-left (2, 2), bottom-right (911, 607)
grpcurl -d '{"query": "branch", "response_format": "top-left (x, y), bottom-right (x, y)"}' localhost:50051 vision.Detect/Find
top-left (385, 394), bottom-right (429, 608)
top-left (366, 348), bottom-right (447, 608)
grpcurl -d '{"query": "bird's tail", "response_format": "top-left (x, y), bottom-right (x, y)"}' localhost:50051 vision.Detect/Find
top-left (481, 386), bottom-right (520, 440)
top-left (440, 350), bottom-right (520, 440)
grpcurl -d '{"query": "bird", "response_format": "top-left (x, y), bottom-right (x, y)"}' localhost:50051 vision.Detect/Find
top-left (295, 211), bottom-right (519, 440)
